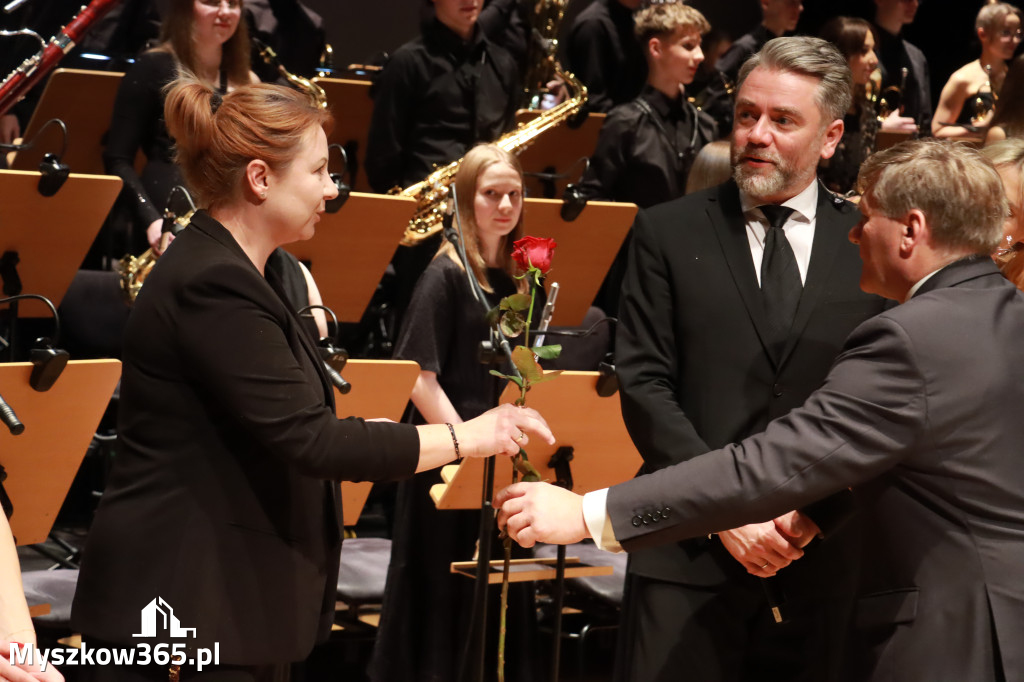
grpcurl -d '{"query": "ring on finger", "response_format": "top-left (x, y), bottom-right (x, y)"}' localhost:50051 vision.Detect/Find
top-left (761, 562), bottom-right (771, 569)
top-left (514, 431), bottom-right (526, 443)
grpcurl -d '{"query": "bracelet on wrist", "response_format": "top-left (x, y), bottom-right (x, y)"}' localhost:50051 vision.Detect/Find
top-left (445, 422), bottom-right (461, 462)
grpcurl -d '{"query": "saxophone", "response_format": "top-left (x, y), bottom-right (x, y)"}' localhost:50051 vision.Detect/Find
top-left (252, 36), bottom-right (327, 109)
top-left (521, 0), bottom-right (571, 110)
top-left (119, 188), bottom-right (196, 303)
top-left (397, 62), bottom-right (587, 246)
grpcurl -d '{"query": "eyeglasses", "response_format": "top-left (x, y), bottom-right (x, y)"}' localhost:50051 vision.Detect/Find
top-left (197, 0), bottom-right (240, 9)
top-left (1000, 29), bottom-right (1024, 41)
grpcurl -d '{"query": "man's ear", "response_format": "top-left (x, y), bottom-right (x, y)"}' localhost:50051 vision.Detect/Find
top-left (818, 118), bottom-right (845, 161)
top-left (900, 208), bottom-right (928, 256)
top-left (245, 159), bottom-right (271, 198)
top-left (647, 36), bottom-right (663, 61)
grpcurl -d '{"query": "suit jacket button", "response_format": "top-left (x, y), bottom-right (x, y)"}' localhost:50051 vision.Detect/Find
top-left (662, 507), bottom-right (671, 518)
top-left (651, 510), bottom-right (661, 522)
top-left (643, 513), bottom-right (653, 525)
top-left (772, 383), bottom-right (783, 397)
top-left (632, 516), bottom-right (642, 527)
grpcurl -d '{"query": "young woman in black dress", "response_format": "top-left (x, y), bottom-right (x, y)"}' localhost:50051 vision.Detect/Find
top-left (371, 144), bottom-right (542, 682)
top-left (104, 0), bottom-right (256, 257)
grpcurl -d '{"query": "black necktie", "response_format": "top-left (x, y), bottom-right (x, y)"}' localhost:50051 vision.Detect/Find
top-left (759, 205), bottom-right (801, 358)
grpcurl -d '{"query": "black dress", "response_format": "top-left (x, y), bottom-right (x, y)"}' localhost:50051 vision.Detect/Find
top-left (369, 256), bottom-right (540, 682)
top-left (103, 50), bottom-right (228, 256)
top-left (818, 105), bottom-right (877, 196)
top-left (103, 50), bottom-right (182, 255)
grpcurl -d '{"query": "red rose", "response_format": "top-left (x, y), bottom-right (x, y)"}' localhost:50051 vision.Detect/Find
top-left (511, 236), bottom-right (557, 274)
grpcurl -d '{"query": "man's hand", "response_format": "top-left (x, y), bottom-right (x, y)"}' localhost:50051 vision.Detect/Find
top-left (494, 482), bottom-right (589, 548)
top-left (718, 520), bottom-right (805, 578)
top-left (773, 510), bottom-right (821, 549)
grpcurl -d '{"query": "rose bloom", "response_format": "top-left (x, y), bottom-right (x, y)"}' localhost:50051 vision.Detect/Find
top-left (512, 236), bottom-right (557, 274)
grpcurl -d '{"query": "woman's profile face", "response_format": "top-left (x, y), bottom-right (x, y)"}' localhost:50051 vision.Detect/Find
top-left (848, 30), bottom-right (879, 87)
top-left (192, 0), bottom-right (241, 47)
top-left (996, 163), bottom-right (1024, 248)
top-left (474, 161), bottom-right (523, 244)
top-left (262, 126), bottom-right (338, 245)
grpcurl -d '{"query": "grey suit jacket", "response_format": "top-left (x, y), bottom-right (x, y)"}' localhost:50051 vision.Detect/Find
top-left (609, 257), bottom-right (1024, 681)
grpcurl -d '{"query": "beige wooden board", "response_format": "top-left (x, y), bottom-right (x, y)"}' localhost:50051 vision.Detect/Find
top-left (314, 78), bottom-right (374, 193)
top-left (0, 171), bottom-right (122, 316)
top-left (0, 360), bottom-right (121, 545)
top-left (333, 359), bottom-right (419, 525)
top-left (10, 69), bottom-right (126, 176)
top-left (450, 556), bottom-right (614, 584)
top-left (521, 198), bottom-right (637, 326)
top-left (284, 192), bottom-right (413, 322)
top-left (430, 371), bottom-right (642, 509)
top-left (515, 110), bottom-right (606, 199)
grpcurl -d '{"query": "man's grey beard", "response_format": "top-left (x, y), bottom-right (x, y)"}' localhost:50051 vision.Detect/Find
top-left (731, 146), bottom-right (795, 200)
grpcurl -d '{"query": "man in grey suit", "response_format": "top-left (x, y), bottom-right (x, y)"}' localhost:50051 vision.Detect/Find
top-left (496, 138), bottom-right (1023, 681)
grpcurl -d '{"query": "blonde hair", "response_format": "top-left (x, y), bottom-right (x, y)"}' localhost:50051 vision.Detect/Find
top-left (164, 77), bottom-right (333, 209)
top-left (858, 139), bottom-right (1006, 255)
top-left (685, 140), bottom-right (732, 194)
top-left (634, 3), bottom-right (711, 46)
top-left (976, 2), bottom-right (1021, 33)
top-left (438, 145), bottom-right (528, 294)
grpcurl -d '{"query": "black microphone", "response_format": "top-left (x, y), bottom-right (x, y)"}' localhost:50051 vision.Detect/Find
top-left (30, 339), bottom-right (68, 392)
top-left (560, 157), bottom-right (591, 222)
top-left (318, 337), bottom-right (351, 394)
top-left (0, 392), bottom-right (24, 435)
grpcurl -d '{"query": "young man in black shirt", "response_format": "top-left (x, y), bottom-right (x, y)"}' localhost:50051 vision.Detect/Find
top-left (564, 0), bottom-right (646, 113)
top-left (365, 0), bottom-right (520, 321)
top-left (578, 3), bottom-right (717, 316)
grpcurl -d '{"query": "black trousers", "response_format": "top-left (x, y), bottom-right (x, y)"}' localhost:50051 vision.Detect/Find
top-left (613, 571), bottom-right (852, 682)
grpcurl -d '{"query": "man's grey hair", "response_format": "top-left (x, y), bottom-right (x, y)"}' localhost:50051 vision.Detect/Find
top-left (736, 36), bottom-right (853, 125)
top-left (858, 139), bottom-right (1007, 255)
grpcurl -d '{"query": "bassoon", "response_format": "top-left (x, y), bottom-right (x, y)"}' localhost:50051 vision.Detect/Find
top-left (0, 0), bottom-right (119, 117)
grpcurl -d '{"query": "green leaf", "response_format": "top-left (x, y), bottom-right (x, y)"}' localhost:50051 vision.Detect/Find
top-left (489, 370), bottom-right (523, 388)
top-left (499, 312), bottom-right (526, 338)
top-left (511, 345), bottom-right (544, 385)
top-left (486, 305), bottom-right (501, 329)
top-left (533, 344), bottom-right (562, 360)
top-left (515, 455), bottom-right (543, 482)
top-left (500, 293), bottom-right (532, 312)
top-left (529, 369), bottom-right (562, 385)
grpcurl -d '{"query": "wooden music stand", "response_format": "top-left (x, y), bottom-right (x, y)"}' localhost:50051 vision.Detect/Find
top-left (334, 359), bottom-right (419, 526)
top-left (0, 360), bottom-right (121, 545)
top-left (520, 197), bottom-right (637, 326)
top-left (9, 69), bottom-right (126, 176)
top-left (433, 370), bottom-right (641, 682)
top-left (313, 77), bottom-right (375, 193)
top-left (431, 370), bottom-right (641, 510)
top-left (0, 170), bottom-right (122, 317)
top-left (283, 192), bottom-right (414, 322)
top-left (515, 110), bottom-right (606, 199)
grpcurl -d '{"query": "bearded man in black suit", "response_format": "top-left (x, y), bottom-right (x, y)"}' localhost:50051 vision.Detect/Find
top-left (517, 37), bottom-right (888, 682)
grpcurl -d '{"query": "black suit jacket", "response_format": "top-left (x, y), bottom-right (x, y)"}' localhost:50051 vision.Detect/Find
top-left (609, 257), bottom-right (1024, 681)
top-left (617, 181), bottom-right (886, 587)
top-left (71, 212), bottom-right (419, 664)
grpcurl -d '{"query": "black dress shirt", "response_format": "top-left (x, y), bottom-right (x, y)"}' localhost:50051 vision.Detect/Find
top-left (365, 20), bottom-right (519, 193)
top-left (565, 0), bottom-right (647, 113)
top-left (578, 85), bottom-right (718, 209)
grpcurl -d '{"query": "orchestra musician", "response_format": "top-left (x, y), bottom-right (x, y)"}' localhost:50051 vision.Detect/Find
top-left (933, 2), bottom-right (1022, 143)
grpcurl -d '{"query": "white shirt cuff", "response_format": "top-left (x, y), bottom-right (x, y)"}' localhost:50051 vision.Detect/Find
top-left (582, 488), bottom-right (623, 553)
